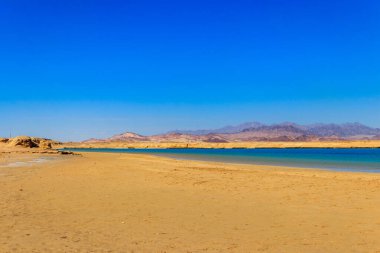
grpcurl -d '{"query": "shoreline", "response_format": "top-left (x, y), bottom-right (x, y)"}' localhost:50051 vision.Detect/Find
top-left (60, 140), bottom-right (380, 149)
top-left (62, 146), bottom-right (380, 149)
top-left (90, 151), bottom-right (380, 176)
top-left (132, 152), bottom-right (380, 176)
top-left (60, 148), bottom-right (380, 174)
top-left (2, 150), bottom-right (379, 175)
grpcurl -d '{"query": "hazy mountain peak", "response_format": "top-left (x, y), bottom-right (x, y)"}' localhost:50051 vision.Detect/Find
top-left (168, 121), bottom-right (265, 135)
top-left (110, 132), bottom-right (143, 138)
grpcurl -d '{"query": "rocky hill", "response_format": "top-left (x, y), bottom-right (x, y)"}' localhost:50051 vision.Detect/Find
top-left (0, 136), bottom-right (61, 149)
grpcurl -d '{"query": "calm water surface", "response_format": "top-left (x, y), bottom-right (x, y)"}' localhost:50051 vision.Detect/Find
top-left (62, 148), bottom-right (380, 173)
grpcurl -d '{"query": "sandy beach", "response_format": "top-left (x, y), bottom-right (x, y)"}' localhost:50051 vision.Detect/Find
top-left (1, 151), bottom-right (380, 252)
top-left (3, 0), bottom-right (380, 251)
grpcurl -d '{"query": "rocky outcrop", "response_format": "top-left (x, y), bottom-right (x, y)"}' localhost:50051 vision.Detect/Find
top-left (0, 138), bottom-right (9, 143)
top-left (8, 136), bottom-right (39, 148)
top-left (5, 136), bottom-right (59, 149)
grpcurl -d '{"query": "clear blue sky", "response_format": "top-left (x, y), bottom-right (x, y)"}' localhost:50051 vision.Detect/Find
top-left (1, 0), bottom-right (379, 141)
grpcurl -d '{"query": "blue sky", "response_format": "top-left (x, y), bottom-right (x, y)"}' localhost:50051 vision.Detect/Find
top-left (0, 0), bottom-right (379, 141)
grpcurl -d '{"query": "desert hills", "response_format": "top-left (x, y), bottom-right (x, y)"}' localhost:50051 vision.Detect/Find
top-left (83, 122), bottom-right (380, 144)
top-left (57, 122), bottom-right (380, 149)
top-left (3, 122), bottom-right (380, 150)
top-left (0, 136), bottom-right (71, 155)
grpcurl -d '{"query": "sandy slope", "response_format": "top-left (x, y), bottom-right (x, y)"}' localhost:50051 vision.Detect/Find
top-left (0, 152), bottom-right (380, 252)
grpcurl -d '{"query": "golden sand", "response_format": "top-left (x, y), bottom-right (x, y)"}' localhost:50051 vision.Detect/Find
top-left (1, 152), bottom-right (380, 252)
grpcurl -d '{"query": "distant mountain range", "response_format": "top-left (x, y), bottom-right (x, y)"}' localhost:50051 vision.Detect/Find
top-left (83, 122), bottom-right (380, 143)
top-left (167, 122), bottom-right (265, 135)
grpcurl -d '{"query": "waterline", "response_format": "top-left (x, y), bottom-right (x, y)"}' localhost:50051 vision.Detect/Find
top-left (62, 148), bottom-right (380, 173)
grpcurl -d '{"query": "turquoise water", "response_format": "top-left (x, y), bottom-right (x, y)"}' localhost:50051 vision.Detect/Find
top-left (62, 148), bottom-right (380, 173)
